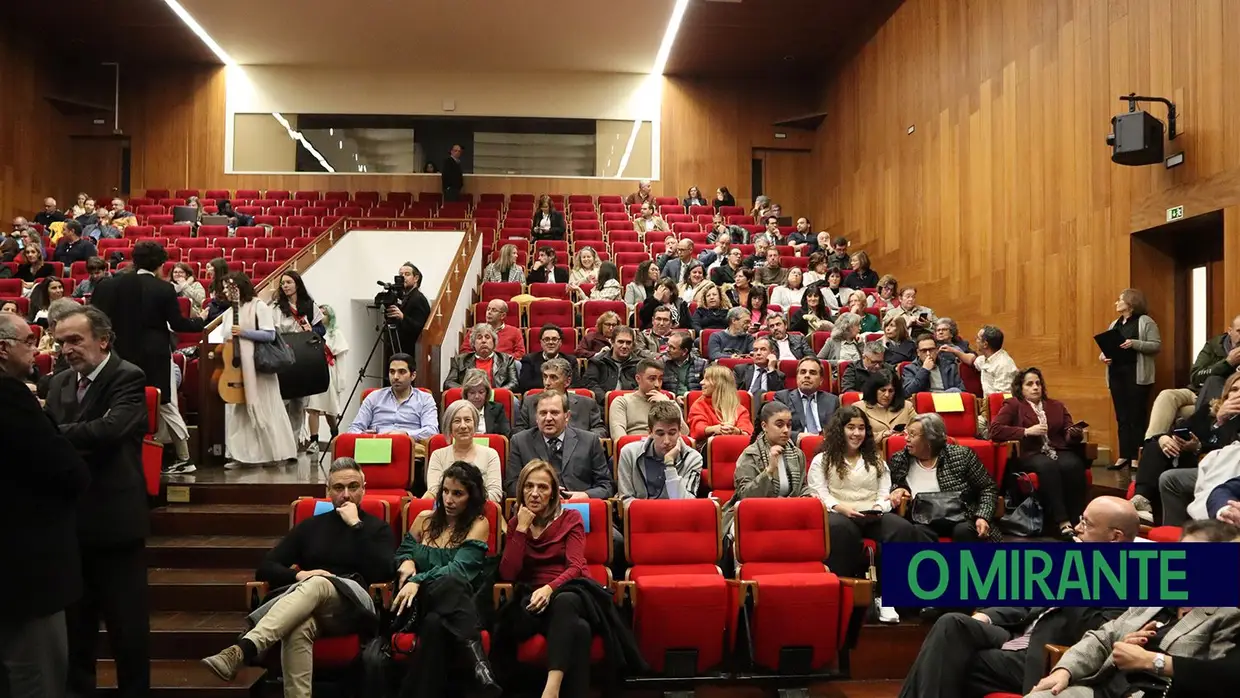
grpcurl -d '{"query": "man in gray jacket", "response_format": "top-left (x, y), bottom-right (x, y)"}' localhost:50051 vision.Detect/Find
top-left (616, 401), bottom-right (702, 507)
top-left (514, 358), bottom-right (607, 438)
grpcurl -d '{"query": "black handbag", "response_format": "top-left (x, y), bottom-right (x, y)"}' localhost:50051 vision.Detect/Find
top-left (909, 492), bottom-right (969, 526)
top-left (251, 312), bottom-right (296, 374)
top-left (998, 494), bottom-right (1044, 537)
top-left (277, 331), bottom-right (330, 399)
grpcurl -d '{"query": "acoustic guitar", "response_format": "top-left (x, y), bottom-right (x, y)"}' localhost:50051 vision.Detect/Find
top-left (217, 331), bottom-right (246, 404)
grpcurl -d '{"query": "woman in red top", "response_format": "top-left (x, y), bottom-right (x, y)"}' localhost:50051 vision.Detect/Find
top-left (990, 367), bottom-right (1088, 540)
top-left (498, 460), bottom-right (590, 698)
top-left (688, 365), bottom-right (754, 441)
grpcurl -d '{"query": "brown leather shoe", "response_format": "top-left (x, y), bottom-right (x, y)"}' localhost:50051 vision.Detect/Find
top-left (201, 645), bottom-right (245, 681)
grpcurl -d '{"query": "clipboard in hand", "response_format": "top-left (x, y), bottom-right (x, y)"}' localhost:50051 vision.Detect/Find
top-left (1094, 328), bottom-right (1126, 358)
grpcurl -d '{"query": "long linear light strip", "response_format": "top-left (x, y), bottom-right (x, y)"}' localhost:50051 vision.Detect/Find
top-left (616, 0), bottom-right (691, 178)
top-left (271, 113), bottom-right (336, 173)
top-left (162, 0), bottom-right (335, 172)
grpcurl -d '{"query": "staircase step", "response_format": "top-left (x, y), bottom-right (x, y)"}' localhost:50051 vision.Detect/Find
top-left (849, 621), bottom-right (931, 680)
top-left (147, 536), bottom-right (280, 569)
top-left (149, 568), bottom-right (254, 612)
top-left (152, 504), bottom-right (290, 537)
top-left (97, 659), bottom-right (264, 696)
top-left (99, 612), bottom-right (248, 660)
top-left (176, 482), bottom-right (325, 506)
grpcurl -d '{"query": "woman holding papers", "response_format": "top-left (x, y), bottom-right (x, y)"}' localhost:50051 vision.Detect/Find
top-left (1099, 288), bottom-right (1161, 470)
top-left (990, 368), bottom-right (1089, 540)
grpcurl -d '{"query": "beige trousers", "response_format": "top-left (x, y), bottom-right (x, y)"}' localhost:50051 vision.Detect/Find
top-left (243, 575), bottom-right (352, 698)
top-left (1145, 388), bottom-right (1197, 439)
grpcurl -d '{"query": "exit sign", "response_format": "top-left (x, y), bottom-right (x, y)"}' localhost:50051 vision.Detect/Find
top-left (1167, 205), bottom-right (1185, 222)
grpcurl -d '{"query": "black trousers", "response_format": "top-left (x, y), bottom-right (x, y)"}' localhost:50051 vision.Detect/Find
top-left (540, 593), bottom-right (591, 697)
top-left (1135, 439), bottom-right (1199, 524)
top-left (826, 512), bottom-right (929, 589)
top-left (898, 613), bottom-right (1024, 698)
top-left (1109, 365), bottom-right (1151, 460)
top-left (443, 186), bottom-right (461, 203)
top-left (399, 576), bottom-right (485, 698)
top-left (1021, 451), bottom-right (1089, 526)
top-left (915, 520), bottom-right (982, 542)
top-left (66, 541), bottom-right (149, 698)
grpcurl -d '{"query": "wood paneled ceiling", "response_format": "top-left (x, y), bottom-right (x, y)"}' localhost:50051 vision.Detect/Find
top-left (0, 0), bottom-right (218, 65)
top-left (666, 0), bottom-right (905, 80)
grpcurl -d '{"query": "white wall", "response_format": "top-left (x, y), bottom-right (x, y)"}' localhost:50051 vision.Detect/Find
top-left (298, 229), bottom-right (467, 437)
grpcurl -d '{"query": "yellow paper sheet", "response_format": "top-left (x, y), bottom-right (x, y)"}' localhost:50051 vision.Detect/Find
top-left (930, 392), bottom-right (965, 413)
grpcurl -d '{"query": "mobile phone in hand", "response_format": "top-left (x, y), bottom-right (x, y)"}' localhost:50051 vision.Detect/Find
top-left (1070, 421), bottom-right (1089, 430)
top-left (1171, 427), bottom-right (1193, 440)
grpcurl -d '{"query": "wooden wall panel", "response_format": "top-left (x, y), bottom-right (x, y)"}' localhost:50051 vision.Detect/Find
top-left (0, 30), bottom-right (71, 222)
top-left (811, 0), bottom-right (1240, 452)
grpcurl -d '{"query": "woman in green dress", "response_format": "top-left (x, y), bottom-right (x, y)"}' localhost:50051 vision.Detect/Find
top-left (391, 461), bottom-right (501, 698)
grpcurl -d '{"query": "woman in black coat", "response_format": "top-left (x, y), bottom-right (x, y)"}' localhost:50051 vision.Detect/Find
top-left (690, 282), bottom-right (730, 331)
top-left (842, 251), bottom-right (880, 290)
top-left (530, 194), bottom-right (566, 242)
top-left (638, 278), bottom-right (691, 330)
top-left (712, 187), bottom-right (735, 210)
top-left (683, 186), bottom-right (708, 208)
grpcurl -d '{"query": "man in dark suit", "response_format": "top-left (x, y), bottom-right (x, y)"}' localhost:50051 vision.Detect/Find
top-left (897, 496), bottom-right (1140, 698)
top-left (0, 312), bottom-right (91, 698)
top-left (517, 325), bottom-right (580, 393)
top-left (441, 144), bottom-right (464, 201)
top-left (734, 337), bottom-right (785, 407)
top-left (89, 240), bottom-right (203, 471)
top-left (505, 391), bottom-right (613, 500)
top-left (43, 306), bottom-right (150, 698)
top-left (525, 246), bottom-right (570, 284)
top-left (384, 262), bottom-right (431, 360)
top-left (774, 356), bottom-right (839, 445)
top-left (514, 358), bottom-right (606, 438)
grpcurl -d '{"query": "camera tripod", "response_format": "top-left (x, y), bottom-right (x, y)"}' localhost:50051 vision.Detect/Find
top-left (318, 311), bottom-right (403, 474)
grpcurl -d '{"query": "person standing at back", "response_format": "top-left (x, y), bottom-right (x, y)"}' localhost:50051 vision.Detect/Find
top-left (43, 306), bottom-right (151, 698)
top-left (90, 240), bottom-right (205, 470)
top-left (0, 311), bottom-right (91, 698)
top-left (442, 144), bottom-right (465, 202)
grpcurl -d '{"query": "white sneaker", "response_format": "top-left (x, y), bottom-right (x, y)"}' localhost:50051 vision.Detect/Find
top-left (306, 441), bottom-right (319, 455)
top-left (875, 597), bottom-right (900, 624)
top-left (1131, 494), bottom-right (1154, 524)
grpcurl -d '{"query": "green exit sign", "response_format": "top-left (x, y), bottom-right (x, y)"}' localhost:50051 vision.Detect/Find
top-left (1167, 205), bottom-right (1185, 222)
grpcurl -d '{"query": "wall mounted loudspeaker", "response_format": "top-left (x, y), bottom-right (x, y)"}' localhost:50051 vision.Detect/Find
top-left (1107, 111), bottom-right (1164, 166)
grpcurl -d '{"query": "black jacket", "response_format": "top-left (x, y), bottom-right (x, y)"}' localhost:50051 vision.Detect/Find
top-left (1, 375), bottom-right (91, 619)
top-left (44, 355), bottom-right (150, 546)
top-left (1169, 642), bottom-right (1240, 698)
top-left (530, 210), bottom-right (567, 241)
top-left (691, 307), bottom-right (730, 331)
top-left (843, 268), bottom-right (879, 290)
top-left (481, 400), bottom-right (511, 438)
top-left (517, 351), bottom-right (582, 393)
top-left (89, 270), bottom-right (205, 403)
top-left (257, 507), bottom-right (395, 589)
top-left (638, 296), bottom-right (691, 330)
top-left (441, 156), bottom-right (464, 191)
top-left (396, 287), bottom-right (431, 355)
top-left (979, 606), bottom-right (1125, 693)
top-left (735, 364), bottom-right (785, 405)
top-left (583, 350), bottom-right (640, 405)
top-left (527, 265), bottom-right (570, 284)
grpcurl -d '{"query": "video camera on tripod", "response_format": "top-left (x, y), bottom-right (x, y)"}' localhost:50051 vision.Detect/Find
top-left (373, 275), bottom-right (407, 327)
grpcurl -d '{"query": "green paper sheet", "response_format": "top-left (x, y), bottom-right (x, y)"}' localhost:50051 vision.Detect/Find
top-left (354, 438), bottom-right (393, 464)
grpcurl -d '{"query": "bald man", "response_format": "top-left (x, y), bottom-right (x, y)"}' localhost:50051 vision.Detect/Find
top-left (33, 198), bottom-right (66, 227)
top-left (463, 298), bottom-right (526, 359)
top-left (898, 496), bottom-right (1141, 698)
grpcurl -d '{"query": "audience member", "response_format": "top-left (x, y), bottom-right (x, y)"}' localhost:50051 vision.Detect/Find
top-left (634, 201), bottom-right (669, 235)
top-left (818, 312), bottom-right (864, 362)
top-left (931, 317), bottom-right (970, 352)
top-left (688, 364), bottom-right (753, 441)
top-left (570, 260), bottom-right (621, 302)
top-left (1152, 373), bottom-right (1240, 526)
top-left (677, 262), bottom-right (707, 304)
top-left (682, 186), bottom-right (707, 209)
top-left (786, 217), bottom-right (814, 254)
top-left (1146, 314), bottom-right (1240, 440)
top-left (750, 196), bottom-right (773, 220)
top-left (898, 496), bottom-right (1140, 698)
top-left (819, 267), bottom-right (849, 311)
top-left (775, 357), bottom-right (840, 444)
top-left (639, 278), bottom-right (692, 330)
top-left (444, 324), bottom-right (519, 391)
top-left (504, 393), bottom-right (613, 499)
top-left (790, 285), bottom-right (834, 334)
top-left (941, 324), bottom-right (1018, 395)
top-left (16, 244), bottom-right (55, 291)
top-left (34, 197), bottom-right (66, 227)
top-left (624, 259), bottom-right (659, 308)
top-left (569, 246), bottom-right (602, 286)
top-left (90, 241), bottom-right (204, 469)
top-left (463, 299), bottom-right (526, 359)
top-left (51, 221), bottom-right (96, 266)
top-left (68, 193), bottom-right (89, 220)
top-left (201, 458), bottom-right (395, 691)
top-left (169, 262), bottom-right (206, 308)
top-left (883, 315), bottom-right (917, 364)
top-left (990, 368), bottom-right (1089, 539)
top-left (442, 144), bottom-right (465, 201)
top-left (625, 180), bottom-right (653, 206)
top-left (618, 401), bottom-right (703, 506)
top-left (43, 306), bottom-right (151, 696)
top-left (659, 238), bottom-right (696, 281)
top-left (841, 341), bottom-right (894, 393)
top-left (527, 246), bottom-right (569, 284)
top-left (710, 246), bottom-right (746, 286)
top-left (857, 372), bottom-right (916, 441)
top-left (515, 359), bottom-right (607, 438)
top-left (215, 199), bottom-right (253, 228)
top-left (769, 268), bottom-right (806, 310)
top-left (691, 281), bottom-right (731, 331)
top-left (531, 194), bottom-right (566, 241)
top-left (707, 212), bottom-right (748, 245)
top-left (202, 258), bottom-right (233, 321)
top-left (729, 267), bottom-right (759, 308)
top-left (661, 330), bottom-right (706, 398)
top-left (349, 353), bottom-right (440, 440)
top-left (734, 337), bottom-right (783, 405)
top-left (809, 406), bottom-right (925, 624)
top-left (482, 244), bottom-right (526, 283)
top-left (843, 290), bottom-right (880, 333)
top-left (584, 326), bottom-right (639, 406)
top-left (392, 461), bottom-right (500, 697)
top-left (460, 368), bottom-right (511, 438)
top-left (755, 247), bottom-right (787, 287)
top-left (653, 235), bottom-right (679, 268)
top-left (425, 402), bottom-right (504, 503)
top-left (713, 187), bottom-right (735, 209)
top-left (803, 251), bottom-right (829, 286)
top-left (28, 277), bottom-right (65, 325)
top-left (0, 311), bottom-right (91, 698)
top-left (634, 304), bottom-right (675, 358)
top-left (902, 335), bottom-right (965, 394)
top-left (888, 413), bottom-right (999, 541)
top-left (844, 251), bottom-right (879, 290)
top-left (108, 198), bottom-right (138, 231)
top-left (868, 274), bottom-right (900, 310)
top-left (1028, 523), bottom-right (1240, 698)
top-left (608, 358), bottom-right (686, 440)
top-left (883, 286), bottom-right (935, 334)
top-left (707, 307), bottom-right (755, 360)
top-left (576, 310), bottom-right (619, 358)
top-left (518, 324), bottom-right (580, 393)
top-left (723, 401), bottom-right (810, 532)
top-left (1100, 288), bottom-right (1163, 470)
top-left (765, 312), bottom-right (813, 360)
top-left (826, 236), bottom-right (851, 269)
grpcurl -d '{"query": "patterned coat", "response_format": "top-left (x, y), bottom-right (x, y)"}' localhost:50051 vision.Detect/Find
top-left (723, 435), bottom-right (811, 532)
top-left (888, 443), bottom-right (1001, 541)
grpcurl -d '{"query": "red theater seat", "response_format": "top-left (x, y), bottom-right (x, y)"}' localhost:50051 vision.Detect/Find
top-left (528, 300), bottom-right (573, 329)
top-left (704, 435), bottom-right (748, 503)
top-left (734, 497), bottom-right (862, 673)
top-left (329, 434), bottom-right (415, 506)
top-left (622, 498), bottom-right (729, 675)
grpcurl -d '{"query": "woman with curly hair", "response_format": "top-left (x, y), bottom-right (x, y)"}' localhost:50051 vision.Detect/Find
top-left (808, 405), bottom-right (925, 623)
top-left (569, 246), bottom-right (601, 286)
top-left (391, 461), bottom-right (500, 698)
